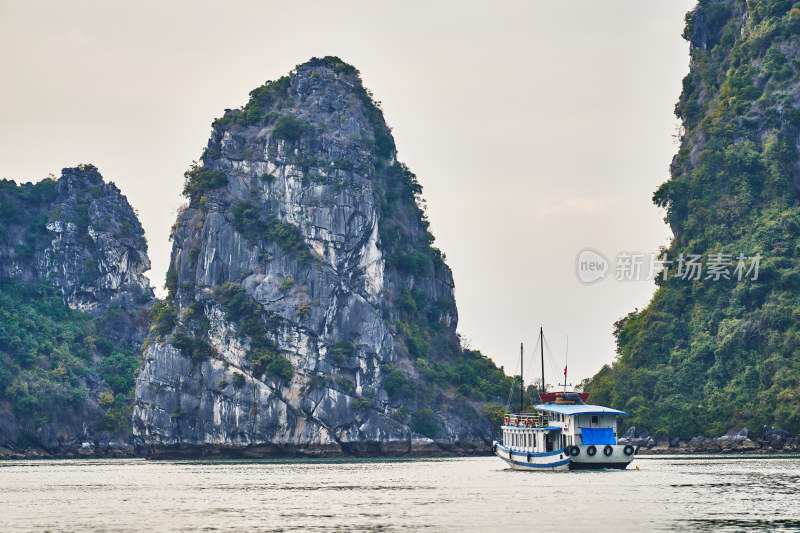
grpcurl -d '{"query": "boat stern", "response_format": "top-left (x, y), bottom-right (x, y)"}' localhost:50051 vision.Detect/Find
top-left (564, 443), bottom-right (636, 470)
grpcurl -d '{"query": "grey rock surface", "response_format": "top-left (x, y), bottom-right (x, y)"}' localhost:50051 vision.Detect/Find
top-left (134, 58), bottom-right (493, 457)
top-left (0, 165), bottom-right (152, 314)
top-left (763, 426), bottom-right (791, 441)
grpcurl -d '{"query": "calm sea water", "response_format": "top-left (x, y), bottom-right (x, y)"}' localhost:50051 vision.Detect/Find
top-left (0, 455), bottom-right (798, 532)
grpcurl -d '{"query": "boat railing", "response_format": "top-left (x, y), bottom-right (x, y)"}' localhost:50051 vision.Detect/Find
top-left (503, 412), bottom-right (548, 428)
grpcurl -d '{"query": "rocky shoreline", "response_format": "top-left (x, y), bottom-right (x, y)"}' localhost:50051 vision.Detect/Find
top-left (0, 443), bottom-right (141, 460)
top-left (0, 442), bottom-right (491, 460)
top-left (3, 428), bottom-right (800, 459)
top-left (3, 444), bottom-right (799, 460)
top-left (624, 426), bottom-right (800, 455)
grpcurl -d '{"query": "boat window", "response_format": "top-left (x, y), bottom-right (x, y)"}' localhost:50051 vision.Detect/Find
top-left (592, 415), bottom-right (599, 425)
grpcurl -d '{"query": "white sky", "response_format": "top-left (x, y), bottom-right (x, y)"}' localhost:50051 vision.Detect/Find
top-left (0, 0), bottom-right (696, 386)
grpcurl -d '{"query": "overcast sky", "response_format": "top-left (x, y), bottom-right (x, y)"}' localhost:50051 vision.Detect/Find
top-left (0, 0), bottom-right (696, 387)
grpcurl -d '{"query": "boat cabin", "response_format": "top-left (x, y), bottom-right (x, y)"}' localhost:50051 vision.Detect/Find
top-left (501, 413), bottom-right (564, 454)
top-left (534, 404), bottom-right (628, 449)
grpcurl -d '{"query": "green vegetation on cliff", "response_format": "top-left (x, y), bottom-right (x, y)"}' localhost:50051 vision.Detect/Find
top-left (0, 166), bottom-right (151, 448)
top-left (0, 280), bottom-right (138, 437)
top-left (0, 178), bottom-right (57, 257)
top-left (585, 0), bottom-right (800, 438)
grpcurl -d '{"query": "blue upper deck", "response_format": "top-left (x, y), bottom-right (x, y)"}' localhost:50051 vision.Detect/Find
top-left (534, 404), bottom-right (629, 416)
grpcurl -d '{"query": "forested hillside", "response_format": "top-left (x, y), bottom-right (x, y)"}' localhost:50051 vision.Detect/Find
top-left (0, 167), bottom-right (152, 452)
top-left (586, 0), bottom-right (800, 439)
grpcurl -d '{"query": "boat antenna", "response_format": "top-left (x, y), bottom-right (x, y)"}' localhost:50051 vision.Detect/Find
top-left (519, 342), bottom-right (524, 413)
top-left (540, 327), bottom-right (545, 394)
top-left (563, 336), bottom-right (568, 392)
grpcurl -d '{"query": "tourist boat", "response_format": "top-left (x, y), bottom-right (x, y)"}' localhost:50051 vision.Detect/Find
top-left (537, 397), bottom-right (637, 470)
top-left (492, 328), bottom-right (637, 471)
top-left (493, 411), bottom-right (571, 471)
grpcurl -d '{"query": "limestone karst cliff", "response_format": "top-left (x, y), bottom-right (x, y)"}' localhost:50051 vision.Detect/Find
top-left (0, 165), bottom-right (151, 313)
top-left (586, 0), bottom-right (800, 439)
top-left (0, 165), bottom-right (152, 454)
top-left (133, 57), bottom-right (509, 457)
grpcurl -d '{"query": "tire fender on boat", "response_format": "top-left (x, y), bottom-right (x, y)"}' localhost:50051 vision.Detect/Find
top-left (570, 446), bottom-right (580, 457)
top-left (603, 445), bottom-right (613, 457)
top-left (587, 445), bottom-right (597, 456)
top-left (527, 452), bottom-right (532, 463)
top-left (623, 444), bottom-right (635, 456)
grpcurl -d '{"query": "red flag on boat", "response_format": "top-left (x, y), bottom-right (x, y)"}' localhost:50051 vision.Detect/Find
top-left (563, 365), bottom-right (567, 376)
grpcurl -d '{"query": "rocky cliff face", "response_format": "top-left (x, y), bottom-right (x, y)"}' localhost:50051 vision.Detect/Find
top-left (134, 57), bottom-right (500, 457)
top-left (0, 165), bottom-right (152, 454)
top-left (0, 165), bottom-right (152, 315)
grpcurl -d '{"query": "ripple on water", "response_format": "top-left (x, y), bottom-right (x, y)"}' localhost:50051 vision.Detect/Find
top-left (0, 456), bottom-right (798, 532)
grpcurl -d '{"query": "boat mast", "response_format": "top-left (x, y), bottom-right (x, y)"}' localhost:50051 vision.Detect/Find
top-left (519, 342), bottom-right (524, 413)
top-left (540, 327), bottom-right (545, 394)
top-left (563, 335), bottom-right (568, 392)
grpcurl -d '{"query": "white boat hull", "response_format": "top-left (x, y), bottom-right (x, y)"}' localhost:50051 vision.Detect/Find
top-left (493, 442), bottom-right (570, 471)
